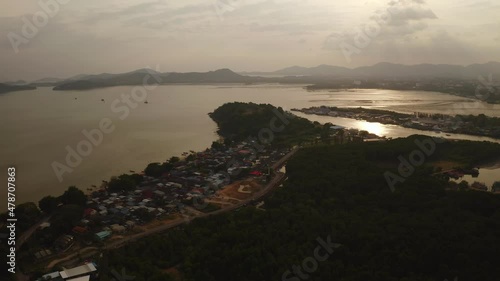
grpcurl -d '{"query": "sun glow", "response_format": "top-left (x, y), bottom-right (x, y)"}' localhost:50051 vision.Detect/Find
top-left (360, 122), bottom-right (387, 137)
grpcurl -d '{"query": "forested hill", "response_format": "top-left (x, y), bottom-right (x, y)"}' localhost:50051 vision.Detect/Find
top-left (100, 136), bottom-right (500, 281)
top-left (209, 102), bottom-right (321, 146)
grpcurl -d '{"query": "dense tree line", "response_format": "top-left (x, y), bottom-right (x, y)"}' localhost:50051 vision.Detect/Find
top-left (458, 114), bottom-right (500, 128)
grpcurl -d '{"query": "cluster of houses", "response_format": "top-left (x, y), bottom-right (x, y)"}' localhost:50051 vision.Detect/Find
top-left (294, 106), bottom-right (409, 129)
top-left (402, 113), bottom-right (500, 137)
top-left (295, 106), bottom-right (500, 138)
top-left (51, 141), bottom-right (289, 250)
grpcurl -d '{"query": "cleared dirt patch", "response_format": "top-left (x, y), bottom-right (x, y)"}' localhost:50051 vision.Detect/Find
top-left (218, 179), bottom-right (263, 200)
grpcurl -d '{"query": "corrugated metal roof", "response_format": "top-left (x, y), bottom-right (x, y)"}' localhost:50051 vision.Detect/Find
top-left (59, 263), bottom-right (96, 279)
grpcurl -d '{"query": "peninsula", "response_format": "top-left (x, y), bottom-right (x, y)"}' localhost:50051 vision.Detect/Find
top-left (293, 106), bottom-right (500, 138)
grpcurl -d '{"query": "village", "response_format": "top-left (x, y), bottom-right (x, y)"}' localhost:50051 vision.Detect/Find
top-left (29, 140), bottom-right (293, 280)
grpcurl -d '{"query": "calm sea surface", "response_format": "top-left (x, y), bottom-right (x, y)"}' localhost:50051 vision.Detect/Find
top-left (1, 84), bottom-right (500, 209)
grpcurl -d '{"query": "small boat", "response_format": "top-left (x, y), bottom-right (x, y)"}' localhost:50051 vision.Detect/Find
top-left (101, 99), bottom-right (105, 102)
top-left (91, 185), bottom-right (97, 187)
top-left (144, 100), bottom-right (149, 104)
top-left (446, 134), bottom-right (451, 136)
top-left (129, 170), bottom-right (135, 173)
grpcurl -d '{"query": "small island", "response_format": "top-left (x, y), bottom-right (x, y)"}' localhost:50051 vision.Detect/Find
top-left (0, 83), bottom-right (36, 94)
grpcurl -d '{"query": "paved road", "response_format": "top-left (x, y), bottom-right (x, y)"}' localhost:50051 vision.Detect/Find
top-left (16, 216), bottom-right (52, 281)
top-left (46, 247), bottom-right (98, 269)
top-left (16, 215), bottom-right (51, 250)
top-left (272, 147), bottom-right (299, 171)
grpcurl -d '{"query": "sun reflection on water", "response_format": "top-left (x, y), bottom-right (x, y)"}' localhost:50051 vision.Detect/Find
top-left (360, 122), bottom-right (387, 137)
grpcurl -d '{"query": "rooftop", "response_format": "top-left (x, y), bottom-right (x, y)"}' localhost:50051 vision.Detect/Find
top-left (67, 276), bottom-right (91, 281)
top-left (59, 263), bottom-right (97, 279)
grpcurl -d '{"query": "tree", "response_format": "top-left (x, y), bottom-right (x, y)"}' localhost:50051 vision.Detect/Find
top-left (51, 204), bottom-right (84, 233)
top-left (186, 154), bottom-right (196, 161)
top-left (60, 186), bottom-right (87, 206)
top-left (16, 202), bottom-right (42, 232)
top-left (211, 141), bottom-right (225, 151)
top-left (458, 180), bottom-right (469, 190)
top-left (39, 196), bottom-right (59, 214)
top-left (359, 130), bottom-right (369, 138)
top-left (108, 174), bottom-right (141, 192)
top-left (145, 163), bottom-right (165, 178)
top-left (320, 123), bottom-right (332, 144)
top-left (337, 129), bottom-right (346, 144)
top-left (169, 156), bottom-right (180, 164)
top-left (493, 181), bottom-right (500, 192)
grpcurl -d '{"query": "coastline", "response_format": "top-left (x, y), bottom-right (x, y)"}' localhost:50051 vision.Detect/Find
top-left (293, 106), bottom-right (500, 140)
top-left (479, 157), bottom-right (500, 169)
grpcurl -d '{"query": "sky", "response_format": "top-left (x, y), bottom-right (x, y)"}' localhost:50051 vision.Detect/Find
top-left (1, 0), bottom-right (499, 81)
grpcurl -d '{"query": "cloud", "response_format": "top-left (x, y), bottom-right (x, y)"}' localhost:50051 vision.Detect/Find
top-left (465, 0), bottom-right (500, 9)
top-left (1, 0), bottom-right (500, 81)
top-left (322, 0), bottom-right (440, 63)
top-left (386, 0), bottom-right (437, 26)
top-left (337, 29), bottom-right (483, 66)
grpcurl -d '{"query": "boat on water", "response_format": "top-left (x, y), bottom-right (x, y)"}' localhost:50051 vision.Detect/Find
top-left (144, 100), bottom-right (148, 104)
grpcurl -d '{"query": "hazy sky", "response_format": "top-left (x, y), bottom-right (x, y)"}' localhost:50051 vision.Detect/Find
top-left (1, 0), bottom-right (499, 81)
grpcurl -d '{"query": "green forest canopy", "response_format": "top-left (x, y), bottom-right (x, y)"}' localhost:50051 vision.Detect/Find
top-left (99, 136), bottom-right (500, 281)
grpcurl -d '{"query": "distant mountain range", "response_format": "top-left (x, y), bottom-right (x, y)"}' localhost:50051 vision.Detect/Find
top-left (242, 61), bottom-right (500, 78)
top-left (52, 68), bottom-right (263, 91)
top-left (2, 62), bottom-right (500, 92)
top-left (51, 61), bottom-right (500, 90)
